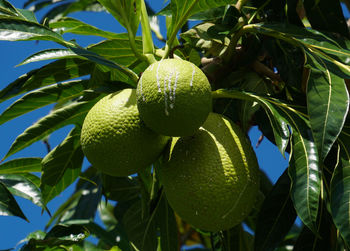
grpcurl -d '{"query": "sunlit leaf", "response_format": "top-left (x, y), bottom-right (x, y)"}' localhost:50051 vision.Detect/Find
top-left (97, 0), bottom-right (141, 35)
top-left (0, 58), bottom-right (94, 103)
top-left (0, 16), bottom-right (68, 45)
top-left (307, 65), bottom-right (349, 160)
top-left (41, 127), bottom-right (84, 204)
top-left (286, 110), bottom-right (321, 234)
top-left (0, 79), bottom-right (89, 125)
top-left (50, 17), bottom-right (123, 39)
top-left (3, 98), bottom-right (98, 160)
top-left (0, 173), bottom-right (46, 209)
top-left (0, 158), bottom-right (42, 174)
top-left (0, 181), bottom-right (28, 221)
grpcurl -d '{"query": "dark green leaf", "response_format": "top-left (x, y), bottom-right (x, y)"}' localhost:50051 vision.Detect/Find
top-left (0, 157), bottom-right (42, 174)
top-left (122, 200), bottom-right (158, 251)
top-left (330, 141), bottom-right (350, 247)
top-left (156, 192), bottom-right (178, 251)
top-left (0, 173), bottom-right (46, 210)
top-left (0, 79), bottom-right (89, 126)
top-left (306, 54), bottom-right (349, 160)
top-left (249, 23), bottom-right (350, 78)
top-left (60, 175), bottom-right (102, 223)
top-left (0, 181), bottom-right (28, 221)
top-left (41, 127), bottom-right (84, 204)
top-left (287, 112), bottom-right (320, 234)
top-left (45, 190), bottom-right (83, 229)
top-left (68, 45), bottom-right (139, 84)
top-left (3, 99), bottom-right (98, 160)
top-left (254, 170), bottom-right (297, 251)
top-left (0, 58), bottom-right (94, 103)
top-left (102, 174), bottom-right (140, 201)
top-left (293, 205), bottom-right (334, 251)
top-left (43, 224), bottom-right (89, 245)
top-left (304, 0), bottom-right (349, 38)
top-left (212, 89), bottom-right (290, 155)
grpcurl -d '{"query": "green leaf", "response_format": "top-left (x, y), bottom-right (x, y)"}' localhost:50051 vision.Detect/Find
top-left (97, 0), bottom-right (141, 35)
top-left (43, 224), bottom-right (89, 245)
top-left (0, 158), bottom-right (42, 174)
top-left (156, 193), bottom-right (178, 251)
top-left (45, 190), bottom-right (83, 230)
top-left (0, 59), bottom-right (94, 103)
top-left (212, 89), bottom-right (290, 155)
top-left (0, 79), bottom-right (89, 126)
top-left (60, 176), bottom-right (102, 223)
top-left (101, 174), bottom-right (140, 201)
top-left (17, 49), bottom-right (82, 66)
top-left (330, 141), bottom-right (350, 247)
top-left (307, 66), bottom-right (349, 160)
top-left (122, 200), bottom-right (158, 251)
top-left (167, 0), bottom-right (234, 35)
top-left (68, 45), bottom-right (139, 84)
top-left (304, 0), bottom-right (349, 38)
top-left (0, 16), bottom-right (69, 45)
top-left (287, 112), bottom-right (321, 234)
top-left (0, 181), bottom-right (28, 221)
top-left (40, 127), bottom-right (84, 204)
top-left (88, 37), bottom-right (142, 68)
top-left (3, 98), bottom-right (98, 160)
top-left (50, 17), bottom-right (123, 39)
top-left (248, 23), bottom-right (350, 78)
top-left (0, 173), bottom-right (46, 209)
top-left (254, 170), bottom-right (297, 251)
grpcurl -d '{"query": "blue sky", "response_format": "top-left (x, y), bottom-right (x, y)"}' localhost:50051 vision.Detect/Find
top-left (0, 1), bottom-right (292, 249)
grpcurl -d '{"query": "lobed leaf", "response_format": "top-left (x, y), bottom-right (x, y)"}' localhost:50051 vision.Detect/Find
top-left (40, 127), bottom-right (84, 204)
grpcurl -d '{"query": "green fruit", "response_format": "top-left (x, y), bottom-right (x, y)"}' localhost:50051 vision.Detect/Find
top-left (159, 113), bottom-right (260, 231)
top-left (136, 59), bottom-right (212, 137)
top-left (80, 89), bottom-right (169, 177)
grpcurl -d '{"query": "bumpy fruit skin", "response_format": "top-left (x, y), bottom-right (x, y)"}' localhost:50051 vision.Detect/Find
top-left (80, 89), bottom-right (169, 177)
top-left (160, 113), bottom-right (260, 232)
top-left (136, 59), bottom-right (212, 137)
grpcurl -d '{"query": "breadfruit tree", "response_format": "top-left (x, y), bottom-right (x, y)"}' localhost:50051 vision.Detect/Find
top-left (0, 0), bottom-right (350, 250)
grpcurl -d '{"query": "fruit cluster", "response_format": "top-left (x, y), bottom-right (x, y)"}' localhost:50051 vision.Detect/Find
top-left (80, 59), bottom-right (259, 231)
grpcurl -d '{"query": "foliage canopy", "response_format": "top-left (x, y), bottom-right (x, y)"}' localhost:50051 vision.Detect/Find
top-left (1, 0), bottom-right (350, 250)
